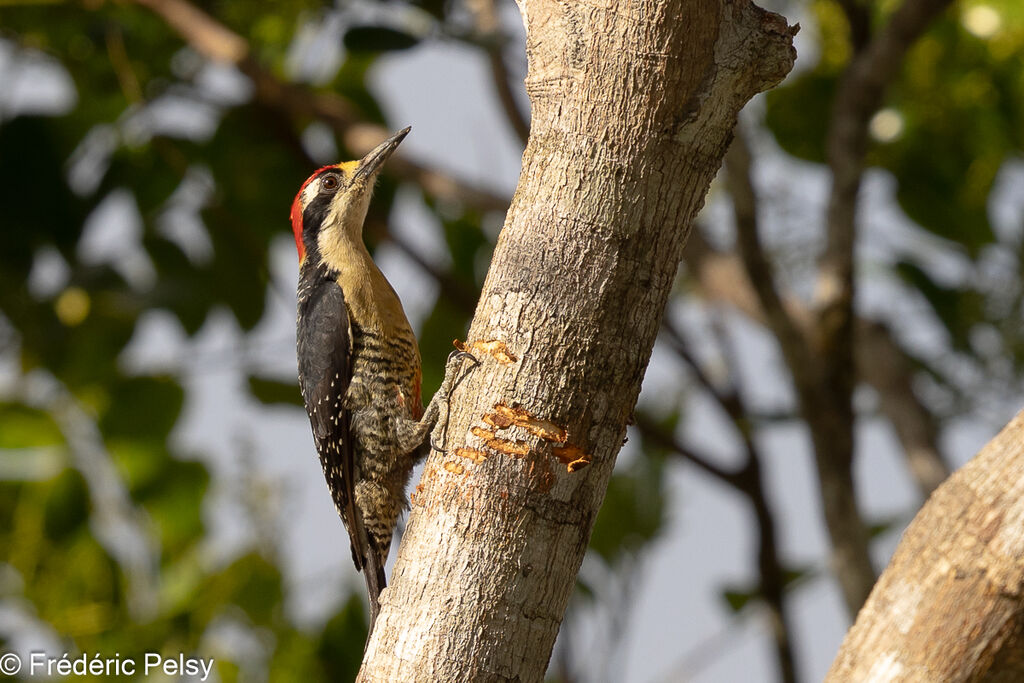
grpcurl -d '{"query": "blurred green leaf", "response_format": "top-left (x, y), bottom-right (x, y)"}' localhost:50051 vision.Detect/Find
top-left (867, 516), bottom-right (904, 539)
top-left (44, 468), bottom-right (90, 541)
top-left (720, 566), bottom-right (809, 614)
top-left (881, 120), bottom-right (997, 252)
top-left (441, 210), bottom-right (490, 284)
top-left (896, 260), bottom-right (984, 351)
top-left (764, 72), bottom-right (836, 164)
top-left (574, 576), bottom-right (597, 602)
top-left (143, 235), bottom-right (212, 335)
top-left (0, 116), bottom-right (85, 270)
top-left (197, 553), bottom-right (283, 626)
top-left (133, 458), bottom-right (209, 558)
top-left (783, 566), bottom-right (811, 587)
top-left (267, 630), bottom-right (320, 683)
top-left (721, 587), bottom-right (755, 614)
top-left (412, 0), bottom-right (448, 21)
top-left (589, 454), bottom-right (667, 564)
top-left (27, 532), bottom-right (122, 629)
top-left (315, 594), bottom-right (368, 681)
top-left (332, 53), bottom-right (387, 124)
top-left (344, 26), bottom-right (421, 53)
top-left (99, 376), bottom-right (184, 442)
top-left (418, 299), bottom-right (470, 398)
top-left (248, 376), bottom-right (303, 407)
top-left (0, 403), bottom-right (63, 448)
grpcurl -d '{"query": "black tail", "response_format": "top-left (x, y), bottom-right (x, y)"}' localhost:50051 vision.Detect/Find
top-left (345, 503), bottom-right (388, 641)
top-left (362, 543), bottom-right (387, 638)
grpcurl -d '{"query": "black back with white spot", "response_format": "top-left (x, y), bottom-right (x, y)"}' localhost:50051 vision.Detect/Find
top-left (296, 274), bottom-right (362, 565)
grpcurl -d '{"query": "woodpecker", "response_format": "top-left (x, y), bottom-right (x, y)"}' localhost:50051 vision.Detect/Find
top-left (292, 127), bottom-right (467, 631)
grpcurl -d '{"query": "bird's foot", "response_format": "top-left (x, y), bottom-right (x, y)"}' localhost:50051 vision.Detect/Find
top-left (430, 350), bottom-right (480, 453)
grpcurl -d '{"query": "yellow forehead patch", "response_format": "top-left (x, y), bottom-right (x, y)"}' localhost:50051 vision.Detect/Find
top-left (337, 160), bottom-right (359, 176)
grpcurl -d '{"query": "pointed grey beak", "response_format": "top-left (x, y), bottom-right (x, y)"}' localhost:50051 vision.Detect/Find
top-left (354, 126), bottom-right (411, 182)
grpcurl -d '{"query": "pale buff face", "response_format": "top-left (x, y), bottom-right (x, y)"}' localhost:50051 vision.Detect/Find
top-left (314, 161), bottom-right (379, 270)
top-left (295, 127), bottom-right (409, 268)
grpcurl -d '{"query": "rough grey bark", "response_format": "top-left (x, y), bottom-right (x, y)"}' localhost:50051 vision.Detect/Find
top-left (358, 1), bottom-right (795, 680)
top-left (828, 409), bottom-right (1024, 682)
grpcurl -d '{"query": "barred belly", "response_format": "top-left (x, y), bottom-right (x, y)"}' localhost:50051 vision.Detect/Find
top-left (344, 323), bottom-right (422, 558)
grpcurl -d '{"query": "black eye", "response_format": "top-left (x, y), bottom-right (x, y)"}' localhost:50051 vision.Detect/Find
top-left (321, 174), bottom-right (340, 192)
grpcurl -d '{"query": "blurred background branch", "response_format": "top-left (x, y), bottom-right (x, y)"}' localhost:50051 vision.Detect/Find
top-left (134, 0), bottom-right (509, 211)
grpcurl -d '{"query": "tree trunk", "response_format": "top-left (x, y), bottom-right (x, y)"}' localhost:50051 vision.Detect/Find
top-left (828, 409), bottom-right (1024, 682)
top-left (358, 1), bottom-right (795, 679)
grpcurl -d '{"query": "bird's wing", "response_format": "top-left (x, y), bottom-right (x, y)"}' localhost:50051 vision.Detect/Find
top-left (297, 280), bottom-right (386, 627)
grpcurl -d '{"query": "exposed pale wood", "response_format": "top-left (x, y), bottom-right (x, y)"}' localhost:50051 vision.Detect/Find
top-left (358, 1), bottom-right (795, 679)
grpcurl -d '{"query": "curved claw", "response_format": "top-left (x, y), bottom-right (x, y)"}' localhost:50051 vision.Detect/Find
top-left (429, 351), bottom-right (481, 455)
top-left (447, 349), bottom-right (479, 369)
top-left (448, 351), bottom-right (480, 389)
